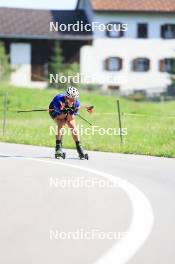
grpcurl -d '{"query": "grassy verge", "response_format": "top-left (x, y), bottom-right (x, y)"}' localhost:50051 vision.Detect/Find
top-left (0, 83), bottom-right (175, 157)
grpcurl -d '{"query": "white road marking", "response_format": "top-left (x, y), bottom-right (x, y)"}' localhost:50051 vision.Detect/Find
top-left (24, 157), bottom-right (154, 264)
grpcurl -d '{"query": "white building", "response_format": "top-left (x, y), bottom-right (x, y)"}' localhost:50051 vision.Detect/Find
top-left (0, 7), bottom-right (92, 88)
top-left (78, 0), bottom-right (175, 94)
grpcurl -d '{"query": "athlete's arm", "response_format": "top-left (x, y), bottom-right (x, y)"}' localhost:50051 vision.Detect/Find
top-left (79, 104), bottom-right (94, 113)
top-left (51, 96), bottom-right (65, 114)
top-left (73, 100), bottom-right (81, 116)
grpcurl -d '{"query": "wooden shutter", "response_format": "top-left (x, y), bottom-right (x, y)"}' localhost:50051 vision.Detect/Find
top-left (159, 59), bottom-right (165, 72)
top-left (146, 59), bottom-right (150, 71)
top-left (132, 59), bottom-right (137, 71)
top-left (104, 58), bottom-right (109, 70)
top-left (118, 58), bottom-right (122, 70)
top-left (161, 25), bottom-right (165, 38)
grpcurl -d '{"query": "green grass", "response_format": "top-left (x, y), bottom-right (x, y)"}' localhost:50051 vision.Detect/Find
top-left (0, 83), bottom-right (175, 157)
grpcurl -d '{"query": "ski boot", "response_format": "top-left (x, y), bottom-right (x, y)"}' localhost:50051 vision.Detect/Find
top-left (55, 140), bottom-right (66, 159)
top-left (76, 141), bottom-right (89, 160)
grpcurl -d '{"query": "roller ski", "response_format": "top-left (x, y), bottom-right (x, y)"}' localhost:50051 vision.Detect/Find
top-left (55, 150), bottom-right (66, 159)
top-left (55, 141), bottom-right (66, 159)
top-left (76, 141), bottom-right (89, 160)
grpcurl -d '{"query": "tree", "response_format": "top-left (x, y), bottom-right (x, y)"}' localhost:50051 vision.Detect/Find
top-left (64, 62), bottom-right (80, 89)
top-left (49, 41), bottom-right (64, 77)
top-left (49, 41), bottom-right (80, 89)
top-left (0, 42), bottom-right (10, 81)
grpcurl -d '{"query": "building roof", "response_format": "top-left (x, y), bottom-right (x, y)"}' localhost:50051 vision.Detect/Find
top-left (0, 8), bottom-right (92, 39)
top-left (91, 0), bottom-right (175, 12)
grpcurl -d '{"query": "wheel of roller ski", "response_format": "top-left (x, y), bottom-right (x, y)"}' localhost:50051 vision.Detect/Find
top-left (79, 153), bottom-right (89, 160)
top-left (55, 152), bottom-right (66, 159)
top-left (84, 153), bottom-right (89, 160)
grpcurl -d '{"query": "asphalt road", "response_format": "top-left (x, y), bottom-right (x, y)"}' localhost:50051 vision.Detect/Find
top-left (0, 142), bottom-right (174, 264)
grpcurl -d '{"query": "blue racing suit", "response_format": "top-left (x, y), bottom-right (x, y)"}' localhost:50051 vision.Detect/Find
top-left (49, 93), bottom-right (80, 119)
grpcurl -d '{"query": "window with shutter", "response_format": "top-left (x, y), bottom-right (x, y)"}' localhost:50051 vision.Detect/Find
top-left (106, 23), bottom-right (124, 38)
top-left (104, 57), bottom-right (122, 71)
top-left (159, 58), bottom-right (175, 73)
top-left (159, 59), bottom-right (175, 72)
top-left (165, 59), bottom-right (174, 73)
top-left (132, 58), bottom-right (150, 72)
top-left (137, 24), bottom-right (148, 38)
top-left (161, 24), bottom-right (175, 39)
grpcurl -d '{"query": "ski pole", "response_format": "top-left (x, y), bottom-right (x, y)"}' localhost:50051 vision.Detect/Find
top-left (77, 114), bottom-right (93, 126)
top-left (17, 108), bottom-right (93, 126)
top-left (17, 106), bottom-right (94, 113)
top-left (17, 109), bottom-right (53, 113)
